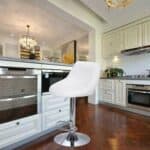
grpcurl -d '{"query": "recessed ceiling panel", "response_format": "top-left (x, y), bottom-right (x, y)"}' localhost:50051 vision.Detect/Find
top-left (80, 0), bottom-right (150, 30)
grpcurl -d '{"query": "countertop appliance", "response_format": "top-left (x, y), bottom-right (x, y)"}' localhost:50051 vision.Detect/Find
top-left (0, 67), bottom-right (41, 124)
top-left (127, 84), bottom-right (150, 112)
top-left (42, 69), bottom-right (69, 94)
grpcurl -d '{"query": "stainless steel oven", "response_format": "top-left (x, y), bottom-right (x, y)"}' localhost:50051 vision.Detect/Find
top-left (42, 69), bottom-right (69, 94)
top-left (127, 84), bottom-right (150, 112)
top-left (0, 67), bottom-right (41, 124)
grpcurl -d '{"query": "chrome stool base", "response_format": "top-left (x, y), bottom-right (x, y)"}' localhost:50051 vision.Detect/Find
top-left (54, 132), bottom-right (90, 147)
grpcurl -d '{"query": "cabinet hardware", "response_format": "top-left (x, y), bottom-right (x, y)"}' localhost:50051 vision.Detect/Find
top-left (0, 75), bottom-right (36, 79)
top-left (0, 94), bottom-right (37, 102)
top-left (16, 122), bottom-right (20, 125)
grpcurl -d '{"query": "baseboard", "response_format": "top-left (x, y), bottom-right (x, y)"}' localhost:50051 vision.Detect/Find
top-left (99, 102), bottom-right (150, 117)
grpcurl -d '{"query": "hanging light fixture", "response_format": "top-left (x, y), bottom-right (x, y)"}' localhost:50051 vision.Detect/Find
top-left (19, 25), bottom-right (37, 49)
top-left (105, 0), bottom-right (133, 8)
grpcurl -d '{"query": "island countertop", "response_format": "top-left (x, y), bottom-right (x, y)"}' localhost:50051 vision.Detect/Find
top-left (0, 56), bottom-right (72, 66)
top-left (0, 56), bottom-right (72, 69)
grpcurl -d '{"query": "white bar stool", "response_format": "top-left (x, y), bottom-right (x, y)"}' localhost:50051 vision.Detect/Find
top-left (49, 61), bottom-right (100, 147)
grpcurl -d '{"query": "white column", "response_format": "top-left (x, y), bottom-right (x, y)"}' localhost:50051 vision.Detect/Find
top-left (88, 29), bottom-right (103, 104)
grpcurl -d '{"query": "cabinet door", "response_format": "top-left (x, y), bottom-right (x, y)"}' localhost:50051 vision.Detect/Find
top-left (102, 33), bottom-right (114, 58)
top-left (99, 79), bottom-right (104, 102)
top-left (143, 20), bottom-right (150, 46)
top-left (42, 106), bottom-right (70, 130)
top-left (0, 115), bottom-right (41, 149)
top-left (102, 89), bottom-right (115, 104)
top-left (112, 30), bottom-right (124, 53)
top-left (101, 80), bottom-right (115, 104)
top-left (102, 30), bottom-right (124, 57)
top-left (124, 24), bottom-right (142, 49)
top-left (115, 80), bottom-right (126, 106)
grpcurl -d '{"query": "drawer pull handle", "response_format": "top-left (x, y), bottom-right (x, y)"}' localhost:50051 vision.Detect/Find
top-left (59, 109), bottom-right (62, 112)
top-left (16, 122), bottom-right (20, 126)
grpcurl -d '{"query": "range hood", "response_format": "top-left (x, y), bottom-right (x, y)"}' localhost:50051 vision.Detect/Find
top-left (121, 45), bottom-right (150, 56)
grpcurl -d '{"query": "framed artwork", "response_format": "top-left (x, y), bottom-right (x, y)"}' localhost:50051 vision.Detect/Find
top-left (0, 44), bottom-right (3, 56)
top-left (61, 40), bottom-right (77, 64)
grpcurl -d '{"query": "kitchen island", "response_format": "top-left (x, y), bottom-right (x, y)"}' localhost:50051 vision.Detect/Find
top-left (0, 57), bottom-right (72, 149)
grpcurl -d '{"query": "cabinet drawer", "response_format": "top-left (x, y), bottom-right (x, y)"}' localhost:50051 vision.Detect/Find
top-left (46, 105), bottom-right (70, 116)
top-left (102, 88), bottom-right (114, 103)
top-left (42, 95), bottom-right (69, 112)
top-left (42, 108), bottom-right (70, 130)
top-left (103, 93), bottom-right (114, 102)
top-left (0, 115), bottom-right (41, 149)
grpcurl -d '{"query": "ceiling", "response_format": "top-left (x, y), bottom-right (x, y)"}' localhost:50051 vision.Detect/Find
top-left (0, 0), bottom-right (87, 49)
top-left (80, 0), bottom-right (150, 30)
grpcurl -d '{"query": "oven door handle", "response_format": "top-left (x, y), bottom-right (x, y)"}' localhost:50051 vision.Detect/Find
top-left (0, 94), bottom-right (37, 102)
top-left (0, 75), bottom-right (36, 79)
top-left (128, 90), bottom-right (150, 94)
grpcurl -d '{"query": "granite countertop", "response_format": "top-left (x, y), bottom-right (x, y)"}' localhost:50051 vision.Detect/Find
top-left (100, 77), bottom-right (150, 80)
top-left (0, 56), bottom-right (72, 66)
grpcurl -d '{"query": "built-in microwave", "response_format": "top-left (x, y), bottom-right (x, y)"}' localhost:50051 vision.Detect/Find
top-left (0, 67), bottom-right (41, 124)
top-left (42, 69), bottom-right (69, 94)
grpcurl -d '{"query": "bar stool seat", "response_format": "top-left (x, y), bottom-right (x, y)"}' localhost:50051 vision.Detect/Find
top-left (49, 61), bottom-right (100, 147)
top-left (50, 79), bottom-right (92, 97)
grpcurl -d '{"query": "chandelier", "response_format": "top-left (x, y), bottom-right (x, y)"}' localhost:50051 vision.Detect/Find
top-left (19, 25), bottom-right (37, 49)
top-left (105, 0), bottom-right (133, 8)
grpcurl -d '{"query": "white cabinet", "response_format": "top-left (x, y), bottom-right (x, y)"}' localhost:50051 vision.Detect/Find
top-left (42, 94), bottom-right (70, 130)
top-left (102, 18), bottom-right (150, 58)
top-left (114, 80), bottom-right (126, 106)
top-left (142, 20), bottom-right (150, 46)
top-left (100, 79), bottom-right (126, 106)
top-left (102, 30), bottom-right (124, 58)
top-left (42, 95), bottom-right (69, 112)
top-left (102, 33), bottom-right (114, 58)
top-left (100, 79), bottom-right (115, 104)
top-left (124, 24), bottom-right (142, 49)
top-left (42, 106), bottom-right (70, 130)
top-left (113, 30), bottom-right (124, 53)
top-left (0, 115), bottom-right (41, 149)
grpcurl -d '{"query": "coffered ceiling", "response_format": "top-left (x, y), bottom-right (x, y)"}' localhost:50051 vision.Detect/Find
top-left (0, 0), bottom-right (87, 49)
top-left (80, 0), bottom-right (150, 30)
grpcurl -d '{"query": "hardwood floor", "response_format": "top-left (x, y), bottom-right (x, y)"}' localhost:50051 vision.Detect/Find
top-left (17, 100), bottom-right (150, 150)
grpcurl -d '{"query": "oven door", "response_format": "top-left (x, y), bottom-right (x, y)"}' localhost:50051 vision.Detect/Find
top-left (42, 70), bottom-right (69, 94)
top-left (128, 89), bottom-right (150, 108)
top-left (0, 68), bottom-right (40, 124)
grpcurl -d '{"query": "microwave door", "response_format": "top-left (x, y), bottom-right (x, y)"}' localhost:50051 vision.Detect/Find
top-left (42, 71), bottom-right (69, 93)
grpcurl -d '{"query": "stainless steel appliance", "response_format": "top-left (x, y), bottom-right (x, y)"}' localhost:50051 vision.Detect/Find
top-left (0, 67), bottom-right (41, 123)
top-left (42, 69), bottom-right (69, 94)
top-left (127, 84), bottom-right (150, 112)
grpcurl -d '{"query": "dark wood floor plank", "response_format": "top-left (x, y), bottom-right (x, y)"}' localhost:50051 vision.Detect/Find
top-left (17, 100), bottom-right (150, 150)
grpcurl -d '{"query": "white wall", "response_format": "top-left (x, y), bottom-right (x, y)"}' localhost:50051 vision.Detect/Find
top-left (0, 34), bottom-right (20, 58)
top-left (105, 53), bottom-right (150, 75)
